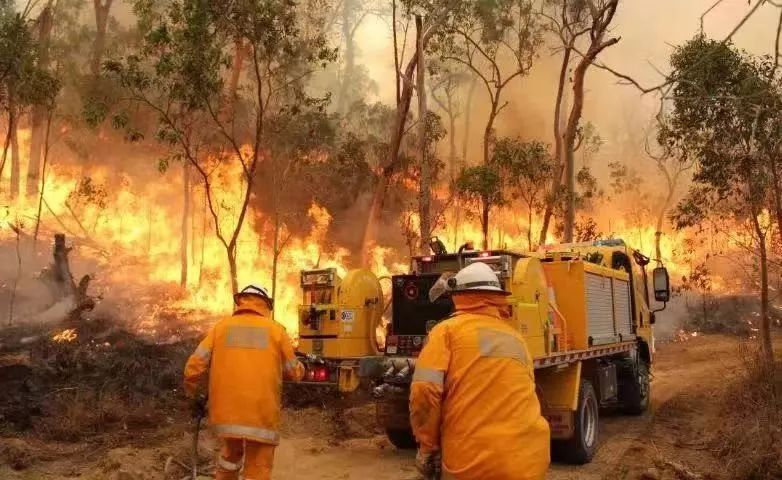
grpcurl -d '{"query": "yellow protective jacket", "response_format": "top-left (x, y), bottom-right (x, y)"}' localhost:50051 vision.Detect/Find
top-left (410, 293), bottom-right (550, 480)
top-left (183, 296), bottom-right (305, 445)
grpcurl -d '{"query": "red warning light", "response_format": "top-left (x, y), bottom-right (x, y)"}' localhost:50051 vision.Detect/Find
top-left (314, 367), bottom-right (328, 382)
top-left (404, 281), bottom-right (419, 299)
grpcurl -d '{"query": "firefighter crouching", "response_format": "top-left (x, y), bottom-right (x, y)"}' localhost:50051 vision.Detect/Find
top-left (183, 284), bottom-right (305, 480)
top-left (410, 262), bottom-right (551, 480)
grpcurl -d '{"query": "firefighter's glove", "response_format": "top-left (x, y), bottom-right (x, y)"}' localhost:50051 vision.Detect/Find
top-left (415, 449), bottom-right (441, 480)
top-left (190, 394), bottom-right (207, 419)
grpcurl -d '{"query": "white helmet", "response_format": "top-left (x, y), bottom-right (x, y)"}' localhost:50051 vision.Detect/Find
top-left (234, 284), bottom-right (274, 308)
top-left (447, 262), bottom-right (509, 295)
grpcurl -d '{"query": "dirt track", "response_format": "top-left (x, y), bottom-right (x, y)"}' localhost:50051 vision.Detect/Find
top-left (0, 334), bottom-right (746, 479)
top-left (271, 335), bottom-right (741, 480)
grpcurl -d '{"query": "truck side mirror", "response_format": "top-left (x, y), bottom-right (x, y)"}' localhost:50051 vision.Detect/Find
top-left (653, 267), bottom-right (670, 303)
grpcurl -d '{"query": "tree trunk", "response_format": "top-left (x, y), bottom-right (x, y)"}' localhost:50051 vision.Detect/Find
top-left (654, 176), bottom-right (677, 263)
top-left (446, 101), bottom-right (457, 178)
top-left (562, 59), bottom-right (587, 243)
top-left (336, 0), bottom-right (356, 114)
top-left (199, 188), bottom-right (207, 288)
top-left (0, 107), bottom-right (14, 183)
top-left (539, 44), bottom-right (572, 246)
top-left (362, 53), bottom-right (418, 264)
top-left (27, 1), bottom-right (55, 199)
top-left (227, 244), bottom-right (238, 296)
top-left (226, 38), bottom-right (246, 116)
top-left (527, 207), bottom-right (533, 251)
top-left (34, 110), bottom-right (54, 247)
top-left (180, 161), bottom-right (190, 288)
top-left (752, 213), bottom-right (774, 364)
top-left (392, 0), bottom-right (400, 107)
top-left (481, 198), bottom-right (490, 250)
top-left (483, 100), bottom-right (498, 165)
top-left (91, 0), bottom-right (113, 77)
top-left (416, 16), bottom-right (431, 255)
top-left (768, 155), bottom-right (782, 246)
top-left (271, 210), bottom-right (281, 320)
top-left (462, 77), bottom-right (477, 166)
top-left (10, 109), bottom-right (19, 200)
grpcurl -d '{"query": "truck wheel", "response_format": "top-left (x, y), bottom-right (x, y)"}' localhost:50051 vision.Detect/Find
top-left (386, 428), bottom-right (417, 449)
top-left (621, 360), bottom-right (650, 415)
top-left (552, 380), bottom-right (599, 464)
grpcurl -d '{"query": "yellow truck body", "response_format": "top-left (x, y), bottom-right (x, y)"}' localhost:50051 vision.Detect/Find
top-left (295, 240), bottom-right (667, 464)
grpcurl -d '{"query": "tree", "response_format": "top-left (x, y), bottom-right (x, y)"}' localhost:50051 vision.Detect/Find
top-left (362, 0), bottom-right (457, 263)
top-left (537, 0), bottom-right (589, 245)
top-left (665, 35), bottom-right (778, 363)
top-left (333, 0), bottom-right (378, 114)
top-left (645, 122), bottom-right (694, 263)
top-left (454, 164), bottom-right (501, 249)
top-left (560, 0), bottom-right (618, 242)
top-left (91, 0), bottom-right (114, 77)
top-left (438, 0), bottom-right (541, 166)
top-left (0, 2), bottom-right (59, 197)
top-left (26, 0), bottom-right (55, 199)
top-left (493, 138), bottom-right (554, 250)
top-left (430, 63), bottom-right (466, 182)
top-left (109, 0), bottom-right (335, 295)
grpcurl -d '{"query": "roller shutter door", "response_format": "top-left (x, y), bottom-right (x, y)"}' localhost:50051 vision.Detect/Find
top-left (585, 273), bottom-right (615, 341)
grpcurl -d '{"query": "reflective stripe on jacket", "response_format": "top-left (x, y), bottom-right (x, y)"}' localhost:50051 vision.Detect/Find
top-left (410, 292), bottom-right (551, 480)
top-left (184, 296), bottom-right (305, 445)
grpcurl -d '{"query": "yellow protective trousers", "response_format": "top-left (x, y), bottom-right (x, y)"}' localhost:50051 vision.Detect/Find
top-left (215, 438), bottom-right (275, 480)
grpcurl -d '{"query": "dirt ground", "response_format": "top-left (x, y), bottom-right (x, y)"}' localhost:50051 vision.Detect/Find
top-left (0, 334), bottom-right (750, 480)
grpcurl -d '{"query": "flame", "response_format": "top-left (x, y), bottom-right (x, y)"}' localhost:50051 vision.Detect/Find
top-left (0, 134), bottom-right (361, 334)
top-left (52, 328), bottom-right (78, 343)
top-left (0, 127), bottom-right (759, 339)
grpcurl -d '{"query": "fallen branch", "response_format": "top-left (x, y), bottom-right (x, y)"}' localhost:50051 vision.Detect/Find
top-left (659, 459), bottom-right (704, 480)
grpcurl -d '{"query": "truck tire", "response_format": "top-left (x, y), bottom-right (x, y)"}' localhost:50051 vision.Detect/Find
top-left (552, 380), bottom-right (599, 464)
top-left (386, 428), bottom-right (417, 449)
top-left (621, 360), bottom-right (650, 415)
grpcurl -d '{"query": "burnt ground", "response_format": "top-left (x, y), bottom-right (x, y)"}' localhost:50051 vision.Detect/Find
top-left (0, 334), bottom-right (772, 480)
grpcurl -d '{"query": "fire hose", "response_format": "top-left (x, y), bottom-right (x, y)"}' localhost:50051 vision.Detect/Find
top-left (190, 395), bottom-right (207, 479)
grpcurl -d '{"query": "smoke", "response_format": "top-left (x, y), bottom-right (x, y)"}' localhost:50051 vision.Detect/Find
top-left (354, 0), bottom-right (779, 177)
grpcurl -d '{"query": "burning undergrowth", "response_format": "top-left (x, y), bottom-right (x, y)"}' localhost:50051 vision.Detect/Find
top-left (0, 315), bottom-right (196, 443)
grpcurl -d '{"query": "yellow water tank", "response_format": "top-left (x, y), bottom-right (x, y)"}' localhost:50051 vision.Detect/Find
top-left (298, 268), bottom-right (384, 359)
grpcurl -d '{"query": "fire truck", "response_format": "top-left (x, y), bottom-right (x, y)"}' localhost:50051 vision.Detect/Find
top-left (295, 239), bottom-right (670, 464)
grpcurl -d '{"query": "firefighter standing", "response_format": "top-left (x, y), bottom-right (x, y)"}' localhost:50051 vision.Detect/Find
top-left (184, 284), bottom-right (305, 480)
top-left (410, 262), bottom-right (551, 480)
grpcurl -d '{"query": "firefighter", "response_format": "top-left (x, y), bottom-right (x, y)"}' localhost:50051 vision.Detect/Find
top-left (410, 262), bottom-right (551, 480)
top-left (183, 284), bottom-right (305, 480)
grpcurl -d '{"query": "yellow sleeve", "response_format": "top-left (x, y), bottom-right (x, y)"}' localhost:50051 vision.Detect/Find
top-left (409, 324), bottom-right (451, 454)
top-left (183, 328), bottom-right (214, 398)
top-left (280, 329), bottom-right (305, 382)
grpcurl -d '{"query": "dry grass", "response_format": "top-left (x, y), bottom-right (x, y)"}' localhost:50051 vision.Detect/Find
top-left (33, 389), bottom-right (167, 442)
top-left (716, 341), bottom-right (782, 480)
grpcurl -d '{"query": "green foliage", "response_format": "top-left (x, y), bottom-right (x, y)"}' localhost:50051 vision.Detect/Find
top-left (662, 35), bottom-right (782, 229)
top-left (0, 4), bottom-right (60, 112)
top-left (454, 164), bottom-right (501, 206)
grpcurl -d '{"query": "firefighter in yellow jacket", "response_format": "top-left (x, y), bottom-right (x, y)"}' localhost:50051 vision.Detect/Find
top-left (410, 262), bottom-right (550, 480)
top-left (184, 284), bottom-right (305, 480)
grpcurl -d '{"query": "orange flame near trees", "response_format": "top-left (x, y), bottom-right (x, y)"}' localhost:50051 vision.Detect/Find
top-left (0, 129), bottom-right (757, 336)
